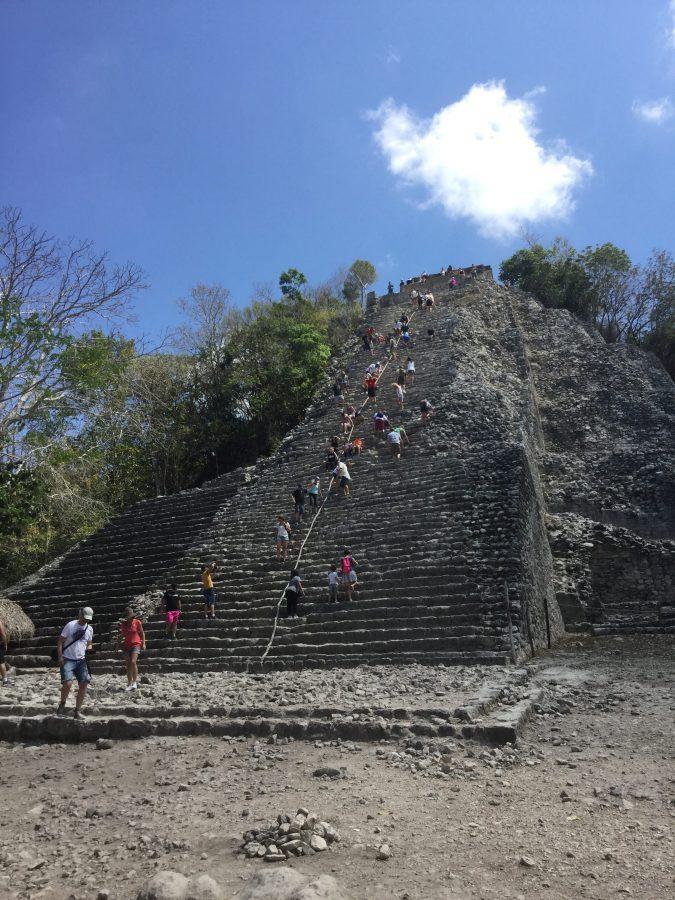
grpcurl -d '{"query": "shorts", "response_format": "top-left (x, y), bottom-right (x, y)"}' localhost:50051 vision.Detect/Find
top-left (125, 646), bottom-right (141, 657)
top-left (367, 387), bottom-right (376, 397)
top-left (203, 588), bottom-right (216, 605)
top-left (60, 658), bottom-right (90, 685)
top-left (166, 610), bottom-right (181, 624)
top-left (375, 421), bottom-right (385, 432)
top-left (276, 534), bottom-right (289, 542)
top-left (295, 502), bottom-right (305, 515)
top-left (339, 476), bottom-right (350, 488)
top-left (402, 333), bottom-right (410, 342)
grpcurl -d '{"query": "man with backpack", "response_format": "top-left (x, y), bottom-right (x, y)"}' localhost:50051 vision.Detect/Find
top-left (56, 607), bottom-right (94, 720)
top-left (339, 550), bottom-right (359, 601)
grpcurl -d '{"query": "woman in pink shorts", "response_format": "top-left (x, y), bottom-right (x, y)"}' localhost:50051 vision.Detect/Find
top-left (163, 583), bottom-right (182, 639)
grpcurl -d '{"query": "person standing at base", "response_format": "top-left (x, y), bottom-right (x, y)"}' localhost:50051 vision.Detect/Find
top-left (201, 561), bottom-right (218, 619)
top-left (116, 606), bottom-right (146, 691)
top-left (0, 619), bottom-right (9, 686)
top-left (284, 570), bottom-right (304, 619)
top-left (56, 607), bottom-right (94, 720)
top-left (163, 583), bottom-right (182, 639)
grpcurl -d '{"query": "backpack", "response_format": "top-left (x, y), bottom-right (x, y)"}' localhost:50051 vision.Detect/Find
top-left (340, 556), bottom-right (352, 575)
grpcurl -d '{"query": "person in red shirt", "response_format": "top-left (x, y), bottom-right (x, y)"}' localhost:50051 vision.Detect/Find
top-left (365, 375), bottom-right (377, 398)
top-left (115, 606), bottom-right (146, 692)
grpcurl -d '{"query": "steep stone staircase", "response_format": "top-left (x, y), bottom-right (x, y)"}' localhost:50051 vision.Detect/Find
top-left (5, 471), bottom-right (246, 669)
top-left (7, 271), bottom-right (525, 673)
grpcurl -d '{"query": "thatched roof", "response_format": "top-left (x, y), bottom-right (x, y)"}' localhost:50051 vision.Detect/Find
top-left (0, 598), bottom-right (35, 641)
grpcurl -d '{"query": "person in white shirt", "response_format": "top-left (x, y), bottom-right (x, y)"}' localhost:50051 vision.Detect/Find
top-left (327, 565), bottom-right (339, 603)
top-left (56, 607), bottom-right (94, 720)
top-left (386, 426), bottom-right (409, 459)
top-left (406, 357), bottom-right (415, 385)
top-left (332, 460), bottom-right (352, 497)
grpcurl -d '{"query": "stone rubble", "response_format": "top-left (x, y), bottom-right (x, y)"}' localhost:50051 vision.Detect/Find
top-left (241, 808), bottom-right (340, 862)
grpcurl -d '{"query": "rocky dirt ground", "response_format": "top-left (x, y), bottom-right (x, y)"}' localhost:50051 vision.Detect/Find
top-left (0, 663), bottom-right (516, 715)
top-left (0, 635), bottom-right (672, 900)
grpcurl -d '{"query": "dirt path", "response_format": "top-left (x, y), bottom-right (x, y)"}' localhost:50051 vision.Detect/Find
top-left (0, 636), bottom-right (672, 899)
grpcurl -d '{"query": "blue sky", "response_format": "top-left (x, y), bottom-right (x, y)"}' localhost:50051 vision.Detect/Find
top-left (2, 0), bottom-right (674, 339)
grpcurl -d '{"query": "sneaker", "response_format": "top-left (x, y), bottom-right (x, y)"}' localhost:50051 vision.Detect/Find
top-left (73, 709), bottom-right (86, 721)
top-left (130, 682), bottom-right (138, 690)
top-left (124, 684), bottom-right (134, 692)
top-left (56, 703), bottom-right (67, 717)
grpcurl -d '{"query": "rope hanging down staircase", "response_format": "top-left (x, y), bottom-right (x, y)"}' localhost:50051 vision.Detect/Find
top-left (260, 300), bottom-right (423, 664)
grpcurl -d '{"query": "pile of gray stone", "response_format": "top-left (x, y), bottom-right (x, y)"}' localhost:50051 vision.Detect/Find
top-left (242, 808), bottom-right (340, 862)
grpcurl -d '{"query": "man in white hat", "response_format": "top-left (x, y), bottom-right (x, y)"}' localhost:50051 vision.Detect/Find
top-left (56, 607), bottom-right (94, 720)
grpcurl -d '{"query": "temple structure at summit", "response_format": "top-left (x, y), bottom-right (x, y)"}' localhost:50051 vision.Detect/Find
top-left (4, 268), bottom-right (674, 673)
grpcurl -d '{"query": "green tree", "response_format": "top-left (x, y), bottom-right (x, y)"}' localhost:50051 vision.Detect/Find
top-left (0, 206), bottom-right (144, 463)
top-left (343, 259), bottom-right (377, 307)
top-left (500, 239), bottom-right (674, 377)
top-left (499, 240), bottom-right (595, 320)
top-left (279, 268), bottom-right (308, 303)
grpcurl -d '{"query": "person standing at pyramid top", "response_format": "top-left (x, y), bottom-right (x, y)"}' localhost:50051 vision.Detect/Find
top-left (201, 561), bottom-right (218, 619)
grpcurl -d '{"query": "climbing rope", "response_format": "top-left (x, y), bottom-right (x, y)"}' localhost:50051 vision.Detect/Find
top-left (260, 298), bottom-right (425, 665)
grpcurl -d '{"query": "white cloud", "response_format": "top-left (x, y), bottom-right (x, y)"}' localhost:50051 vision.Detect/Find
top-left (367, 81), bottom-right (592, 239)
top-left (632, 97), bottom-right (674, 124)
top-left (669, 0), bottom-right (675, 48)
